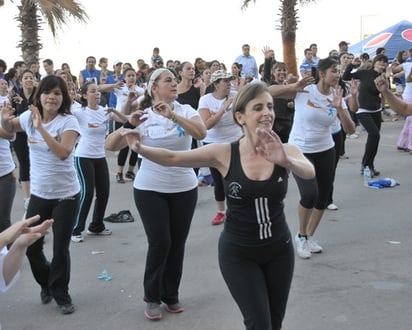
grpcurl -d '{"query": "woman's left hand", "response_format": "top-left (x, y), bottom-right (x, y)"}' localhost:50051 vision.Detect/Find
top-left (329, 85), bottom-right (343, 109)
top-left (28, 105), bottom-right (42, 129)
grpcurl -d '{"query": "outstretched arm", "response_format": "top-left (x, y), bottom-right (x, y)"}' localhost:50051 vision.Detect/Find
top-left (267, 76), bottom-right (314, 99)
top-left (375, 73), bottom-right (412, 116)
top-left (121, 129), bottom-right (229, 174)
top-left (1, 215), bottom-right (53, 288)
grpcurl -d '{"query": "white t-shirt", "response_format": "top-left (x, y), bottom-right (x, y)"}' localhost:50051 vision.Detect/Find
top-left (19, 111), bottom-right (81, 199)
top-left (0, 247), bottom-right (20, 293)
top-left (0, 122), bottom-right (15, 177)
top-left (0, 95), bottom-right (10, 105)
top-left (288, 84), bottom-right (347, 153)
top-left (134, 101), bottom-right (199, 193)
top-left (114, 85), bottom-right (145, 112)
top-left (72, 106), bottom-right (111, 158)
top-left (402, 62), bottom-right (412, 102)
top-left (198, 92), bottom-right (243, 143)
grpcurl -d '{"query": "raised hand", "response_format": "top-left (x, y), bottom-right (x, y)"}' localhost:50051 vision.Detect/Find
top-left (28, 104), bottom-right (42, 129)
top-left (255, 128), bottom-right (288, 165)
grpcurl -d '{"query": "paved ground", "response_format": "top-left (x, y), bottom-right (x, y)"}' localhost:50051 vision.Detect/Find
top-left (1, 114), bottom-right (412, 330)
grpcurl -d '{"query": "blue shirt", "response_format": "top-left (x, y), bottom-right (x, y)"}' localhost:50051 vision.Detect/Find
top-left (235, 54), bottom-right (258, 79)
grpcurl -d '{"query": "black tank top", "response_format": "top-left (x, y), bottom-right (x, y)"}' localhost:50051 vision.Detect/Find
top-left (223, 140), bottom-right (290, 246)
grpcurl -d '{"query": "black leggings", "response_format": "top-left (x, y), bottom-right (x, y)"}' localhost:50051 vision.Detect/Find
top-left (13, 132), bottom-right (30, 181)
top-left (219, 232), bottom-right (294, 330)
top-left (134, 187), bottom-right (197, 305)
top-left (294, 147), bottom-right (336, 210)
top-left (356, 111), bottom-right (382, 169)
top-left (328, 131), bottom-right (343, 204)
top-left (73, 157), bottom-right (110, 235)
top-left (115, 121), bottom-right (138, 167)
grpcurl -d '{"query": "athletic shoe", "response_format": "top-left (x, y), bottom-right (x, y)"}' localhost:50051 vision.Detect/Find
top-left (308, 236), bottom-right (323, 253)
top-left (116, 173), bottom-right (125, 184)
top-left (87, 228), bottom-right (112, 236)
top-left (125, 171), bottom-right (135, 180)
top-left (294, 233), bottom-right (311, 259)
top-left (144, 302), bottom-right (162, 320)
top-left (327, 203), bottom-right (338, 211)
top-left (211, 212), bottom-right (226, 225)
top-left (165, 302), bottom-right (184, 313)
top-left (59, 303), bottom-right (75, 315)
top-left (71, 235), bottom-right (84, 243)
top-left (40, 287), bottom-right (52, 304)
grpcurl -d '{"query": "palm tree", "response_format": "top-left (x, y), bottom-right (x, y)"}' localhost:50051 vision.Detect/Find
top-left (242, 0), bottom-right (314, 78)
top-left (12, 0), bottom-right (88, 65)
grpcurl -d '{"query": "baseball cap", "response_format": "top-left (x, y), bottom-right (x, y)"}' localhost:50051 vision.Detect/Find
top-left (113, 60), bottom-right (123, 67)
top-left (339, 41), bottom-right (350, 47)
top-left (210, 70), bottom-right (233, 84)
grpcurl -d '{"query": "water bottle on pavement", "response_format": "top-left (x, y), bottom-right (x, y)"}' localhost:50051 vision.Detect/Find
top-left (363, 166), bottom-right (371, 187)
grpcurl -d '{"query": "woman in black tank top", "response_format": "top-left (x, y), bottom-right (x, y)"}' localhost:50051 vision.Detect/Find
top-left (121, 82), bottom-right (315, 329)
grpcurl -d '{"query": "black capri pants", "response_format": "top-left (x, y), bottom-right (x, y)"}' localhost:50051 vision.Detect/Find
top-left (294, 147), bottom-right (336, 210)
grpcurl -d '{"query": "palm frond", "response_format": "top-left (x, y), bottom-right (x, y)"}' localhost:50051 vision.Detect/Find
top-left (35, 0), bottom-right (89, 37)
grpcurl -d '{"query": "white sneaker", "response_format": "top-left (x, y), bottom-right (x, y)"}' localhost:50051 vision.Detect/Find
top-left (327, 203), bottom-right (338, 211)
top-left (294, 233), bottom-right (311, 259)
top-left (71, 235), bottom-right (84, 243)
top-left (87, 228), bottom-right (112, 236)
top-left (308, 236), bottom-right (323, 253)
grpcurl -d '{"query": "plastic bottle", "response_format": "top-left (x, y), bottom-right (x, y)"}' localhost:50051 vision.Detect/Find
top-left (363, 166), bottom-right (371, 187)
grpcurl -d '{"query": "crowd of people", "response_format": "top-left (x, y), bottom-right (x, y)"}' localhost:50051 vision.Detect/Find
top-left (1, 42), bottom-right (412, 329)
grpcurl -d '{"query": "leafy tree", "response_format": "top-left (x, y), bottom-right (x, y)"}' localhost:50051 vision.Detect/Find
top-left (10, 0), bottom-right (88, 65)
top-left (242, 0), bottom-right (315, 77)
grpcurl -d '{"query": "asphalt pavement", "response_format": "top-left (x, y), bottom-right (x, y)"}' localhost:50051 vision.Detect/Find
top-left (1, 114), bottom-right (412, 330)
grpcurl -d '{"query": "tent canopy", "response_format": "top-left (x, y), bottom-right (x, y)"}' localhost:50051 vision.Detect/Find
top-left (348, 20), bottom-right (412, 60)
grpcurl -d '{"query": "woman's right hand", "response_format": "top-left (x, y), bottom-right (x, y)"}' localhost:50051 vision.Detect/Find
top-left (128, 110), bottom-right (148, 127)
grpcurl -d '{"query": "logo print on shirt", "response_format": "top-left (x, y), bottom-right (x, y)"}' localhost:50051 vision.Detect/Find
top-left (327, 103), bottom-right (335, 117)
top-left (227, 182), bottom-right (242, 199)
top-left (255, 197), bottom-right (272, 240)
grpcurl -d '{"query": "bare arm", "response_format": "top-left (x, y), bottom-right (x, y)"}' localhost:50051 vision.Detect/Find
top-left (106, 108), bottom-right (128, 123)
top-left (105, 111), bottom-right (149, 151)
top-left (29, 105), bottom-right (78, 160)
top-left (122, 128), bottom-right (229, 173)
top-left (199, 96), bottom-right (233, 130)
top-left (375, 73), bottom-right (412, 116)
top-left (267, 76), bottom-right (314, 99)
top-left (346, 79), bottom-right (359, 113)
top-left (1, 215), bottom-right (53, 287)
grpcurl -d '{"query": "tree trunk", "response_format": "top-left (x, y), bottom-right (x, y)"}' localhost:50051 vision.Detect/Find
top-left (17, 0), bottom-right (42, 64)
top-left (279, 0), bottom-right (298, 79)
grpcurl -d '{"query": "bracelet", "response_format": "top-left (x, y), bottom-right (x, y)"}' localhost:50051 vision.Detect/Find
top-left (123, 120), bottom-right (136, 129)
top-left (170, 112), bottom-right (178, 122)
